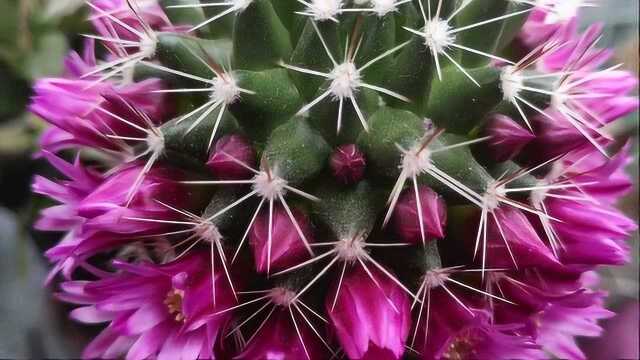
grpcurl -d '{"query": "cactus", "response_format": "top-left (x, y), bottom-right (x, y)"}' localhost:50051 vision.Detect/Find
top-left (30, 1), bottom-right (638, 359)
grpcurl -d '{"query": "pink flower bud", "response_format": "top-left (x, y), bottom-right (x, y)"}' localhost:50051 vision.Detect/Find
top-left (206, 135), bottom-right (256, 180)
top-left (236, 309), bottom-right (325, 360)
top-left (485, 114), bottom-right (535, 162)
top-left (330, 144), bottom-right (366, 184)
top-left (478, 207), bottom-right (561, 271)
top-left (393, 186), bottom-right (447, 243)
top-left (327, 266), bottom-right (411, 360)
top-left (249, 206), bottom-right (314, 273)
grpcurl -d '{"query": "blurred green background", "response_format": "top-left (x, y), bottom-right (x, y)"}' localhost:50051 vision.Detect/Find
top-left (0, 0), bottom-right (637, 358)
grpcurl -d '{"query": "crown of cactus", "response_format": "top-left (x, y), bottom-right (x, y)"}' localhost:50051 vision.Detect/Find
top-left (30, 0), bottom-right (638, 359)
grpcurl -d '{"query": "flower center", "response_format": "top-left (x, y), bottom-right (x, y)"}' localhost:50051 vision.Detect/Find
top-left (329, 62), bottom-right (361, 99)
top-left (253, 171), bottom-right (287, 200)
top-left (233, 0), bottom-right (253, 11)
top-left (139, 34), bottom-right (158, 58)
top-left (500, 66), bottom-right (523, 102)
top-left (269, 287), bottom-right (297, 306)
top-left (195, 221), bottom-right (222, 244)
top-left (422, 19), bottom-right (454, 54)
top-left (164, 289), bottom-right (185, 322)
top-left (483, 181), bottom-right (506, 211)
top-left (335, 235), bottom-right (367, 262)
top-left (372, 0), bottom-right (398, 16)
top-left (308, 0), bottom-right (343, 20)
top-left (211, 73), bottom-right (241, 105)
top-left (402, 146), bottom-right (432, 178)
top-left (422, 270), bottom-right (448, 289)
top-left (443, 330), bottom-right (480, 360)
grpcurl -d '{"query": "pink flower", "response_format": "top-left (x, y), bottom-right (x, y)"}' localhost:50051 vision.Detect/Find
top-left (330, 144), bottom-right (367, 184)
top-left (485, 114), bottom-right (535, 162)
top-left (31, 78), bottom-right (168, 152)
top-left (249, 206), bottom-right (314, 273)
top-left (235, 309), bottom-right (325, 360)
top-left (585, 301), bottom-right (640, 359)
top-left (468, 207), bottom-right (562, 271)
top-left (536, 289), bottom-right (613, 360)
top-left (527, 147), bottom-right (636, 266)
top-left (519, 1), bottom-right (581, 49)
top-left (326, 266), bottom-right (411, 360)
top-left (414, 287), bottom-right (542, 359)
top-left (29, 39), bottom-right (171, 153)
top-left (56, 252), bottom-right (236, 360)
top-left (41, 163), bottom-right (191, 280)
top-left (393, 186), bottom-right (447, 243)
top-left (206, 135), bottom-right (256, 180)
top-left (32, 152), bottom-right (103, 232)
top-left (89, 0), bottom-right (172, 43)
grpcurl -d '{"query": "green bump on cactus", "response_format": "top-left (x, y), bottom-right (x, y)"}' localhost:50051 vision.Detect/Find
top-left (232, 0), bottom-right (293, 70)
top-left (357, 106), bottom-right (425, 180)
top-left (495, 1), bottom-right (534, 51)
top-left (424, 133), bottom-right (494, 199)
top-left (425, 65), bottom-right (503, 134)
top-left (289, 21), bottom-right (342, 101)
top-left (160, 0), bottom-right (211, 36)
top-left (155, 33), bottom-right (233, 80)
top-left (263, 119), bottom-right (331, 185)
top-left (312, 180), bottom-right (384, 240)
top-left (232, 68), bottom-right (305, 141)
top-left (454, 0), bottom-right (510, 67)
top-left (161, 107), bottom-right (240, 162)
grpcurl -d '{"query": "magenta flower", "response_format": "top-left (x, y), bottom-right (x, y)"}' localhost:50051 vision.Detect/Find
top-left (206, 135), bottom-right (256, 180)
top-left (235, 309), bottom-right (325, 360)
top-left (326, 266), bottom-right (411, 360)
top-left (31, 78), bottom-right (168, 152)
top-left (485, 114), bottom-right (535, 162)
top-left (536, 289), bottom-right (614, 360)
top-left (413, 287), bottom-right (542, 359)
top-left (249, 206), bottom-right (314, 274)
top-left (89, 0), bottom-right (172, 44)
top-left (330, 144), bottom-right (367, 185)
top-left (56, 252), bottom-right (235, 359)
top-left (480, 207), bottom-right (562, 271)
top-left (29, 38), bottom-right (170, 153)
top-left (393, 185), bottom-right (447, 243)
top-left (40, 162), bottom-right (190, 279)
top-left (519, 2), bottom-right (580, 49)
top-left (564, 145), bottom-right (634, 203)
top-left (32, 151), bottom-right (103, 232)
top-left (585, 301), bottom-right (640, 359)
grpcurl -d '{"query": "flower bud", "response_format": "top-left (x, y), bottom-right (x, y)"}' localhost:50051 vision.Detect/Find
top-left (485, 114), bottom-right (534, 162)
top-left (207, 135), bottom-right (256, 180)
top-left (393, 186), bottom-right (447, 243)
top-left (482, 207), bottom-right (561, 270)
top-left (236, 309), bottom-right (325, 360)
top-left (249, 206), bottom-right (314, 273)
top-left (330, 144), bottom-right (366, 185)
top-left (327, 266), bottom-right (411, 360)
